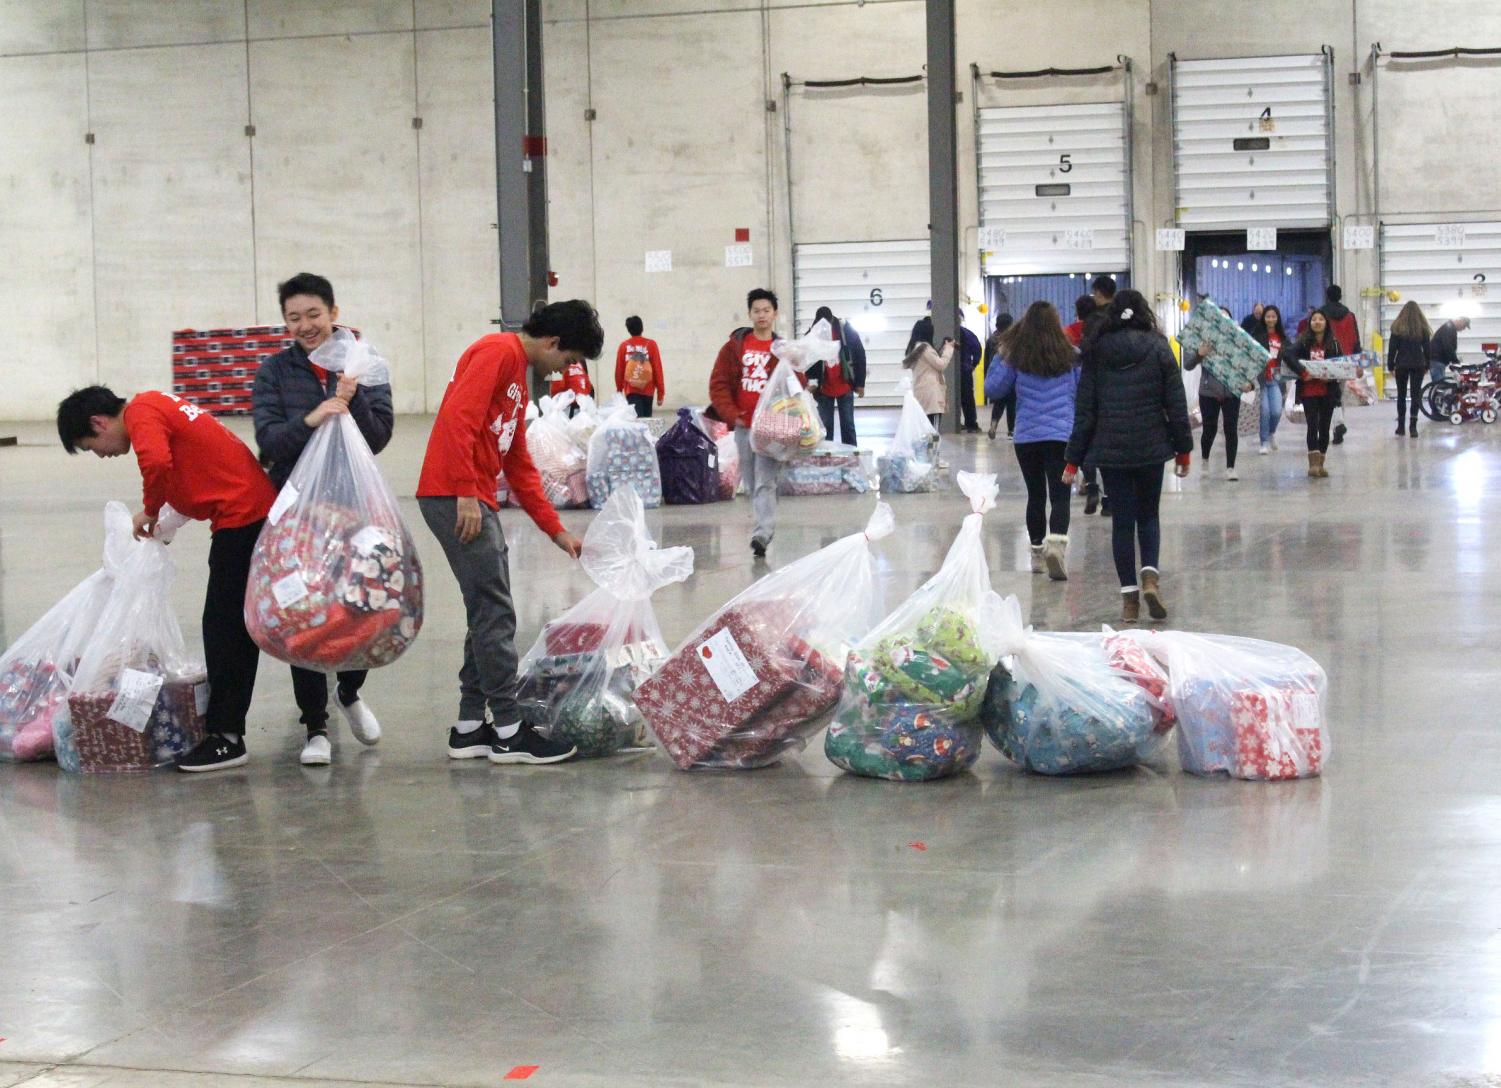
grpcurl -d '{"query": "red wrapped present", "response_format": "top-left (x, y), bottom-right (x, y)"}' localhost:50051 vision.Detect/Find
top-left (1104, 632), bottom-right (1177, 734)
top-left (698, 642), bottom-right (845, 768)
top-left (1229, 687), bottom-right (1324, 781)
top-left (635, 600), bottom-right (801, 769)
top-left (544, 619), bottom-right (649, 656)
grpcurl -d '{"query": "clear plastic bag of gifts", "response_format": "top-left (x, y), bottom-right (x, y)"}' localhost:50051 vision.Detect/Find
top-left (516, 484), bottom-right (693, 757)
top-left (245, 333), bottom-right (423, 671)
top-left (636, 500), bottom-right (893, 769)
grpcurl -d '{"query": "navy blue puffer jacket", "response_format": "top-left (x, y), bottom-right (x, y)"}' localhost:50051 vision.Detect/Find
top-left (1065, 328), bottom-right (1193, 469)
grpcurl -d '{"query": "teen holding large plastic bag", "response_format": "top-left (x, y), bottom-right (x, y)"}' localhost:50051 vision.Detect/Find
top-left (252, 273), bottom-right (393, 765)
top-left (417, 300), bottom-right (605, 765)
top-left (56, 385), bottom-right (278, 772)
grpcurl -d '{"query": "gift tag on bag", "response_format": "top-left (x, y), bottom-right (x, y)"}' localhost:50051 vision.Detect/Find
top-left (697, 628), bottom-right (758, 702)
top-left (267, 483), bottom-right (299, 526)
top-left (273, 571), bottom-right (310, 608)
top-left (108, 668), bottom-right (164, 733)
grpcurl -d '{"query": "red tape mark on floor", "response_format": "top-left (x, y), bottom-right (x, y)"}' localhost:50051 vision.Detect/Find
top-left (908, 841), bottom-right (928, 851)
top-left (505, 1066), bottom-right (540, 1080)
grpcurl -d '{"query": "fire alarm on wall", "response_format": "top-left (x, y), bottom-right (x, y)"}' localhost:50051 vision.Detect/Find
top-left (736, 228), bottom-right (751, 242)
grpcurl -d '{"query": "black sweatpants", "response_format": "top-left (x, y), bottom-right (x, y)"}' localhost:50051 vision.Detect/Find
top-left (203, 520), bottom-right (265, 736)
top-left (1304, 393), bottom-right (1338, 453)
top-left (291, 666), bottom-right (367, 733)
top-left (1200, 395), bottom-right (1241, 468)
top-left (990, 392), bottom-right (1016, 433)
top-left (1014, 440), bottom-right (1071, 544)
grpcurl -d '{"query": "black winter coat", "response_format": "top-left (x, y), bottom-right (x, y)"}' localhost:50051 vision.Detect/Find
top-left (1429, 321), bottom-right (1461, 368)
top-left (1065, 328), bottom-right (1193, 469)
top-left (1387, 332), bottom-right (1430, 374)
top-left (253, 341), bottom-right (395, 489)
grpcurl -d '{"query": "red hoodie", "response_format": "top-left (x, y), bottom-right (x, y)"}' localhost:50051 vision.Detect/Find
top-left (123, 391), bottom-right (276, 532)
top-left (615, 337), bottom-right (666, 400)
top-left (549, 360), bottom-right (593, 400)
top-left (417, 333), bottom-right (564, 537)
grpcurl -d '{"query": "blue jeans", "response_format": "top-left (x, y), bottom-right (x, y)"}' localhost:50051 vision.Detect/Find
top-left (1098, 465), bottom-right (1166, 589)
top-left (816, 392), bottom-right (857, 446)
top-left (1430, 360), bottom-right (1447, 384)
top-left (1259, 380), bottom-right (1286, 443)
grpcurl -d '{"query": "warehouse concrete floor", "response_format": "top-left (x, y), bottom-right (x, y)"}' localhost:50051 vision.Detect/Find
top-left (1, 403), bottom-right (1497, 1088)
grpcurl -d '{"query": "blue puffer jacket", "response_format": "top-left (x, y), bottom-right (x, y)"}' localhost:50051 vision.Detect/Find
top-left (984, 358), bottom-right (1081, 444)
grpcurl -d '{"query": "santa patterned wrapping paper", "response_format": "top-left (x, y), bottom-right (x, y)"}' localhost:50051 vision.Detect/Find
top-left (1176, 300), bottom-right (1268, 395)
top-left (586, 424), bottom-right (662, 509)
top-left (68, 675), bottom-right (206, 773)
top-left (825, 694), bottom-right (980, 782)
top-left (246, 502), bottom-right (422, 671)
top-left (636, 601), bottom-right (803, 770)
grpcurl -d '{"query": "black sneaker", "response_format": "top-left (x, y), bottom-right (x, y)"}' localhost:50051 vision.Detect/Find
top-left (1333, 423), bottom-right (1347, 445)
top-left (1100, 495), bottom-right (1112, 517)
top-left (448, 723), bottom-right (498, 760)
top-left (751, 538), bottom-right (767, 558)
top-left (177, 733), bottom-right (248, 773)
top-left (488, 722), bottom-right (577, 765)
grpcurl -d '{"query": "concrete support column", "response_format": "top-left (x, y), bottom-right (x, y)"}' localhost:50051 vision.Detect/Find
top-left (925, 0), bottom-right (960, 429)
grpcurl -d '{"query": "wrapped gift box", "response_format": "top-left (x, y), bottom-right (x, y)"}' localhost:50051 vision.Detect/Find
top-left (1230, 688), bottom-right (1324, 780)
top-left (69, 675), bottom-right (206, 773)
top-left (1177, 300), bottom-right (1267, 394)
top-left (696, 645), bottom-right (845, 768)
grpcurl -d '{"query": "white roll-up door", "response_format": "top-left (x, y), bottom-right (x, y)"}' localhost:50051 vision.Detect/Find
top-left (978, 102), bottom-right (1130, 276)
top-left (1381, 222), bottom-right (1501, 354)
top-left (1172, 53), bottom-right (1334, 230)
top-left (793, 239), bottom-right (931, 407)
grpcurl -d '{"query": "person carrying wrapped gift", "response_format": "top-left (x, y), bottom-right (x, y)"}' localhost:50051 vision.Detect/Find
top-left (805, 305), bottom-right (867, 447)
top-left (707, 287), bottom-right (795, 559)
top-left (417, 299), bottom-right (603, 765)
top-left (1183, 322), bottom-right (1248, 483)
top-left (1063, 290), bottom-right (1193, 624)
top-left (1321, 284), bottom-right (1361, 446)
top-left (253, 272), bottom-right (394, 767)
top-left (614, 315), bottom-right (665, 418)
top-left (56, 386), bottom-right (278, 772)
top-left (1286, 308), bottom-right (1343, 479)
top-left (985, 301), bottom-right (1080, 582)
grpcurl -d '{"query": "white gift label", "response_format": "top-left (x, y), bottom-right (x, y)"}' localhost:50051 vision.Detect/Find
top-left (1291, 691), bottom-right (1322, 731)
top-left (272, 570), bottom-right (310, 608)
top-left (194, 680), bottom-right (210, 716)
top-left (350, 526), bottom-right (388, 555)
top-left (267, 483), bottom-right (299, 525)
top-left (696, 627), bottom-right (758, 703)
top-left (108, 668), bottom-right (164, 733)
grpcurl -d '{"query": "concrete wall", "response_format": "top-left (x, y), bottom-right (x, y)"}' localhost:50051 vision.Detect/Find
top-left (4, 0), bottom-right (1501, 419)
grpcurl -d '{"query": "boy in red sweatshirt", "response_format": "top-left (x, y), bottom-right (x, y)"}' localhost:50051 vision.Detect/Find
top-left (707, 287), bottom-right (786, 558)
top-left (417, 299), bottom-right (604, 765)
top-left (615, 315), bottom-right (666, 417)
top-left (57, 386), bottom-right (278, 772)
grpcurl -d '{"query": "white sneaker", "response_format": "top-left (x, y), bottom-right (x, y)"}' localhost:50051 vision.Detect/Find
top-left (300, 732), bottom-right (332, 766)
top-left (339, 699), bottom-right (381, 746)
top-left (937, 459), bottom-right (951, 470)
top-left (1259, 442), bottom-right (1270, 456)
top-left (1225, 467), bottom-right (1239, 481)
top-left (1271, 435), bottom-right (1280, 451)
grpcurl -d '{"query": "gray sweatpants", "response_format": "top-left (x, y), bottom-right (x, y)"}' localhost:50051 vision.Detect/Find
top-left (418, 497), bottom-right (521, 726)
top-left (734, 425), bottom-right (783, 545)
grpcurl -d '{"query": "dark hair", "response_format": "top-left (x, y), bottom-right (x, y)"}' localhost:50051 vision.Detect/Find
top-left (1100, 289), bottom-right (1157, 335)
top-left (984, 311), bottom-right (1015, 358)
top-left (1262, 304), bottom-right (1285, 337)
top-left (57, 385), bottom-right (126, 453)
top-left (998, 302), bottom-right (1076, 378)
top-left (1326, 284), bottom-right (1343, 304)
top-left (1090, 274), bottom-right (1118, 300)
top-left (1074, 295), bottom-right (1097, 322)
top-left (625, 315), bottom-right (644, 336)
top-left (809, 305), bottom-right (842, 339)
top-left (278, 272), bottom-right (335, 312)
top-left (522, 299), bottom-right (605, 358)
top-left (747, 288), bottom-right (779, 312)
top-left (1299, 307), bottom-right (1337, 353)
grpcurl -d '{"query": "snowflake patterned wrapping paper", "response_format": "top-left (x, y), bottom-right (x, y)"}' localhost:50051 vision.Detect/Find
top-left (586, 405), bottom-right (663, 509)
top-left (640, 501), bottom-right (893, 770)
top-left (246, 407), bottom-right (423, 672)
top-left (0, 502), bottom-right (138, 763)
top-left (657, 408), bottom-right (722, 505)
top-left (1145, 631), bottom-right (1329, 780)
top-left (1176, 299), bottom-right (1269, 395)
top-left (516, 486), bottom-right (692, 757)
top-left (68, 675), bottom-right (206, 773)
top-left (825, 475), bottom-right (1002, 782)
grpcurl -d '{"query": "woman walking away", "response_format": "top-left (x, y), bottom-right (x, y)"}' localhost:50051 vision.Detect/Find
top-left (1064, 290), bottom-right (1192, 623)
top-left (1184, 337), bottom-right (1246, 481)
top-left (985, 312), bottom-right (1016, 439)
top-left (1287, 308), bottom-right (1342, 478)
top-left (986, 302), bottom-right (1080, 580)
top-left (1249, 304), bottom-right (1290, 454)
top-left (1387, 300), bottom-right (1432, 437)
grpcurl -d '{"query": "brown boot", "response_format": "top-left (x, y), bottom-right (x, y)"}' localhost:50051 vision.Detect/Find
top-left (1313, 451), bottom-right (1329, 478)
top-left (1121, 590), bottom-right (1141, 624)
top-left (1307, 451), bottom-right (1320, 477)
top-left (1140, 567), bottom-right (1168, 620)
